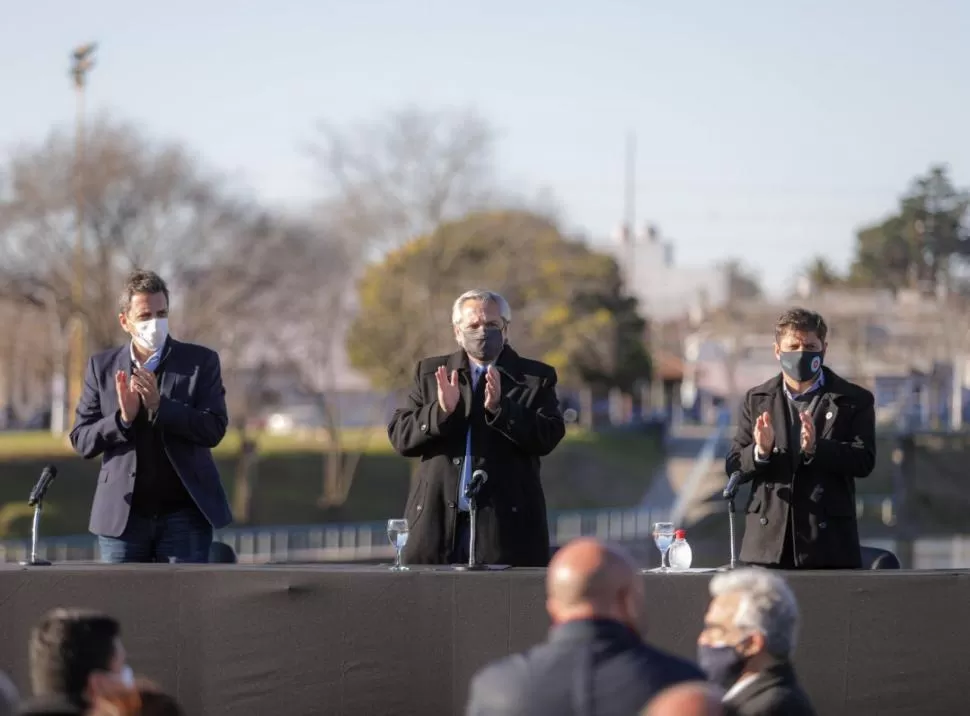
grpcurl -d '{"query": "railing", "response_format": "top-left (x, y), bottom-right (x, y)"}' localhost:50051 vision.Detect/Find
top-left (0, 505), bottom-right (673, 565)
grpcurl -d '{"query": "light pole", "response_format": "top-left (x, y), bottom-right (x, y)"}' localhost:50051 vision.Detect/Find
top-left (66, 43), bottom-right (96, 434)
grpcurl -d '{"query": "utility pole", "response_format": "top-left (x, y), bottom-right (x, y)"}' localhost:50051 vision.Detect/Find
top-left (66, 43), bottom-right (96, 434)
top-left (623, 131), bottom-right (637, 287)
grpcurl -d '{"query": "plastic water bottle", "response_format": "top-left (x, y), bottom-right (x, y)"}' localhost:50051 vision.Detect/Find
top-left (668, 529), bottom-right (693, 570)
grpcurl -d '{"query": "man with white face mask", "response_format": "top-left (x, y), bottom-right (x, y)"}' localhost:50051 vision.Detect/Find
top-left (70, 270), bottom-right (232, 563)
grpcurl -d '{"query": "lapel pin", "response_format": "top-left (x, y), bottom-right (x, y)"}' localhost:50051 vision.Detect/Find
top-left (825, 411), bottom-right (833, 420)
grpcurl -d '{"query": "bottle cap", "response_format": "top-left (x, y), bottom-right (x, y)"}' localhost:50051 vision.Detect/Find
top-left (675, 529), bottom-right (687, 539)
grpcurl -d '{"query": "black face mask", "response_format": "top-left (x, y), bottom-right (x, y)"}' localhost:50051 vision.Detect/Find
top-left (697, 643), bottom-right (747, 688)
top-left (461, 327), bottom-right (504, 362)
top-left (779, 350), bottom-right (823, 382)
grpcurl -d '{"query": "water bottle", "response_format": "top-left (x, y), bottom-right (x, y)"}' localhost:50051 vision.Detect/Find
top-left (668, 529), bottom-right (693, 570)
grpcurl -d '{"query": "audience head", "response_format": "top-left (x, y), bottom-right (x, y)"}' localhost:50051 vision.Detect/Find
top-left (642, 681), bottom-right (725, 716)
top-left (0, 670), bottom-right (18, 716)
top-left (546, 538), bottom-right (646, 636)
top-left (29, 608), bottom-right (130, 706)
top-left (697, 568), bottom-right (799, 687)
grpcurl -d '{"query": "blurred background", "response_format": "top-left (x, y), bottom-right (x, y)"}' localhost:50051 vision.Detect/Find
top-left (1, 0), bottom-right (968, 568)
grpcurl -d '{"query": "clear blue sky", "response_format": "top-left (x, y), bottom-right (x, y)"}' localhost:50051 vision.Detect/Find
top-left (3, 0), bottom-right (968, 296)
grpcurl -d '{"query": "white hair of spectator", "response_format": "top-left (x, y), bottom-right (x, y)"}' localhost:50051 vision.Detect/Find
top-left (709, 568), bottom-right (799, 658)
top-left (451, 289), bottom-right (512, 326)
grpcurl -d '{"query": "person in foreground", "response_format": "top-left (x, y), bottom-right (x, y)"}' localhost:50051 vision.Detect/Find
top-left (465, 537), bottom-right (704, 716)
top-left (642, 682), bottom-right (725, 716)
top-left (388, 289), bottom-right (566, 566)
top-left (70, 270), bottom-right (232, 564)
top-left (0, 670), bottom-right (17, 716)
top-left (725, 307), bottom-right (876, 569)
top-left (697, 568), bottom-right (815, 716)
top-left (20, 608), bottom-right (132, 716)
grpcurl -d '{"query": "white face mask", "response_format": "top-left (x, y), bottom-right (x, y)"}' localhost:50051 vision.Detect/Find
top-left (131, 317), bottom-right (168, 353)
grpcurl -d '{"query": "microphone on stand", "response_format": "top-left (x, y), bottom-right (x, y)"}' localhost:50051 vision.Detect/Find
top-left (20, 465), bottom-right (57, 567)
top-left (723, 470), bottom-right (744, 500)
top-left (720, 470), bottom-right (744, 571)
top-left (455, 470), bottom-right (489, 572)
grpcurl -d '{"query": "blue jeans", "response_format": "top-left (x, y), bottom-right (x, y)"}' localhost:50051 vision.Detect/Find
top-left (98, 507), bottom-right (213, 564)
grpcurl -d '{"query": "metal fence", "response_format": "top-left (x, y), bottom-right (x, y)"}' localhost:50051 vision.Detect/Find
top-left (0, 505), bottom-right (673, 565)
top-left (3, 505), bottom-right (969, 568)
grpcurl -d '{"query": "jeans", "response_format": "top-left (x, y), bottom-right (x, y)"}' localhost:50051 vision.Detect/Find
top-left (98, 507), bottom-right (213, 564)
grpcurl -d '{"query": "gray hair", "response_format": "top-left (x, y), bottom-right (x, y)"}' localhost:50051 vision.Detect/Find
top-left (451, 289), bottom-right (512, 326)
top-left (119, 269), bottom-right (170, 314)
top-left (709, 568), bottom-right (799, 658)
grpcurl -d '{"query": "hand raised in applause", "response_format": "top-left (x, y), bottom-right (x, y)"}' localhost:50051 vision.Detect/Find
top-left (435, 365), bottom-right (460, 415)
top-left (799, 410), bottom-right (816, 454)
top-left (115, 370), bottom-right (140, 424)
top-left (484, 365), bottom-right (501, 413)
top-left (131, 368), bottom-right (161, 412)
top-left (753, 411), bottom-right (774, 455)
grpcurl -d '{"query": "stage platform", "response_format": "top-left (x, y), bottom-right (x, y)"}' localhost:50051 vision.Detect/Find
top-left (0, 565), bottom-right (966, 715)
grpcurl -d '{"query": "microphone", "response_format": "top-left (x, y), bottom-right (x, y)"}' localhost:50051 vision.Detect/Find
top-left (723, 471), bottom-right (744, 500)
top-left (21, 465), bottom-right (57, 567)
top-left (466, 470), bottom-right (489, 500)
top-left (28, 465), bottom-right (57, 507)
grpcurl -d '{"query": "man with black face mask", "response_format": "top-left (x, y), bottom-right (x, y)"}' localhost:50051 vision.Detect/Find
top-left (725, 308), bottom-right (876, 569)
top-left (388, 289), bottom-right (566, 566)
top-left (697, 569), bottom-right (814, 716)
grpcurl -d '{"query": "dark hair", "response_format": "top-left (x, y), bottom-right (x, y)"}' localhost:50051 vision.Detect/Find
top-left (29, 608), bottom-right (121, 701)
top-left (774, 307), bottom-right (827, 344)
top-left (119, 270), bottom-right (170, 314)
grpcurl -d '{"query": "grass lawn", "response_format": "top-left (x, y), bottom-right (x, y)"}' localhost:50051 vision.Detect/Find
top-left (0, 426), bottom-right (665, 539)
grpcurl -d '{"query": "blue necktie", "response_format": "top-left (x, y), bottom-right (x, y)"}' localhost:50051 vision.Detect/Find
top-left (458, 366), bottom-right (485, 511)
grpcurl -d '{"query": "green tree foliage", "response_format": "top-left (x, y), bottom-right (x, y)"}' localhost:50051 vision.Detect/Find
top-left (849, 166), bottom-right (970, 292)
top-left (346, 210), bottom-right (652, 391)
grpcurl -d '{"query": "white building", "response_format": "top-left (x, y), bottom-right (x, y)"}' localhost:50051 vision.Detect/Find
top-left (604, 224), bottom-right (732, 322)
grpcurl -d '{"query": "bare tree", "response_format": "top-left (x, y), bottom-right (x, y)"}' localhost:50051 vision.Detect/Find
top-left (307, 106), bottom-right (498, 252)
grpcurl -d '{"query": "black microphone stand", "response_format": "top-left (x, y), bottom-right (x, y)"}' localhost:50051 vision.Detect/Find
top-left (454, 475), bottom-right (487, 571)
top-left (20, 497), bottom-right (52, 567)
top-left (726, 493), bottom-right (737, 570)
top-left (719, 470), bottom-right (743, 571)
top-left (20, 465), bottom-right (57, 567)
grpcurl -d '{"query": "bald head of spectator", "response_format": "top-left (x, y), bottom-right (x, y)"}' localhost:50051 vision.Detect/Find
top-left (641, 681), bottom-right (725, 716)
top-left (546, 538), bottom-right (646, 636)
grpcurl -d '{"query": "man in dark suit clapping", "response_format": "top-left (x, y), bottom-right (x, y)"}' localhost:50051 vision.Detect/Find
top-left (388, 289), bottom-right (565, 567)
top-left (70, 270), bottom-right (232, 563)
top-left (466, 538), bottom-right (704, 716)
top-left (725, 308), bottom-right (876, 569)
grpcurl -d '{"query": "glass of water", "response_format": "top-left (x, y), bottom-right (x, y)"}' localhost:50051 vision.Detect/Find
top-left (653, 522), bottom-right (674, 571)
top-left (387, 518), bottom-right (409, 571)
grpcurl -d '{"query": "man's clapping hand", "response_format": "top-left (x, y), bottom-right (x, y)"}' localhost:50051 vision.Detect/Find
top-left (753, 411), bottom-right (774, 456)
top-left (115, 370), bottom-right (140, 424)
top-left (436, 366), bottom-right (460, 415)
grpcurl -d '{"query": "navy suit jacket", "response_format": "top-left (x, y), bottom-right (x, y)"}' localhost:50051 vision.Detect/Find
top-left (69, 338), bottom-right (233, 537)
top-left (465, 619), bottom-right (705, 716)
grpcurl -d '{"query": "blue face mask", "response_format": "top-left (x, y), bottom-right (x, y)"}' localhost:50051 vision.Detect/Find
top-left (779, 350), bottom-right (823, 383)
top-left (697, 643), bottom-right (747, 688)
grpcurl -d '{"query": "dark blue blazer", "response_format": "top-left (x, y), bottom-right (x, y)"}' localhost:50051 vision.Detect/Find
top-left (69, 338), bottom-right (233, 537)
top-left (465, 619), bottom-right (705, 716)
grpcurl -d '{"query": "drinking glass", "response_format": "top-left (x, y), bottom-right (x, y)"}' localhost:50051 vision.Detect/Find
top-left (387, 518), bottom-right (409, 571)
top-left (653, 522), bottom-right (674, 571)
